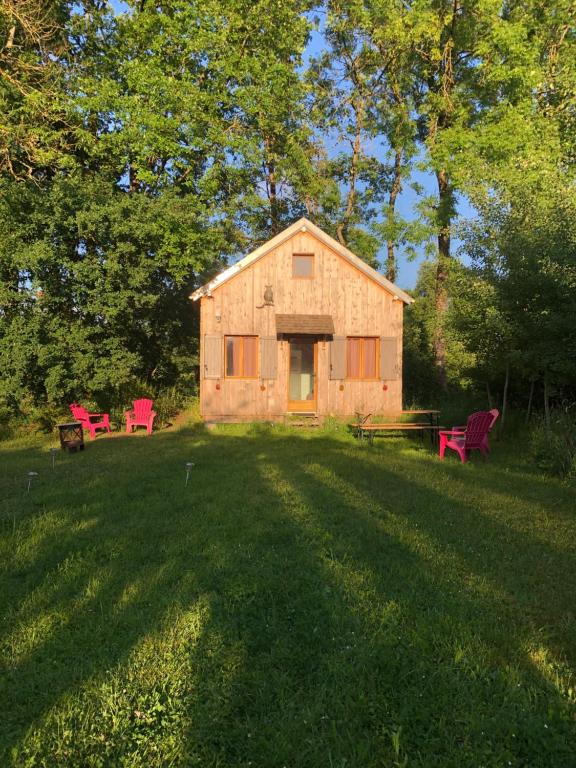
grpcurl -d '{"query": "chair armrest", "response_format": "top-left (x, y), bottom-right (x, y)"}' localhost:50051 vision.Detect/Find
top-left (440, 429), bottom-right (466, 436)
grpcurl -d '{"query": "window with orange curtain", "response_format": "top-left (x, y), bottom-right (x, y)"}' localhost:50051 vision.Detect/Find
top-left (225, 336), bottom-right (258, 378)
top-left (347, 337), bottom-right (378, 379)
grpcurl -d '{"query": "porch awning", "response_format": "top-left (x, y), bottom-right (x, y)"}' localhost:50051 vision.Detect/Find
top-left (275, 314), bottom-right (335, 335)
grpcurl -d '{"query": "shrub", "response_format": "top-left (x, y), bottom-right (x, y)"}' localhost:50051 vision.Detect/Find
top-left (530, 410), bottom-right (576, 478)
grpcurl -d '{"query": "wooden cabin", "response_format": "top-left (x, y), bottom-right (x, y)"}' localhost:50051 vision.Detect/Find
top-left (190, 218), bottom-right (413, 422)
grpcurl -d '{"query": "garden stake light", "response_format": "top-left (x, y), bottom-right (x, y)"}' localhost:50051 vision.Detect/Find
top-left (185, 462), bottom-right (194, 487)
top-left (50, 448), bottom-right (58, 470)
top-left (27, 471), bottom-right (38, 492)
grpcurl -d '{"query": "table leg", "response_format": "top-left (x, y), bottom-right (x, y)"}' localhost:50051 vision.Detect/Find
top-left (431, 412), bottom-right (439, 448)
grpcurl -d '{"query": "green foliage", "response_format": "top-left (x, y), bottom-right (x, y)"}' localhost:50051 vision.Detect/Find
top-left (403, 291), bottom-right (439, 405)
top-left (452, 184), bottom-right (576, 404)
top-left (0, 0), bottom-right (317, 417)
top-left (1, 0), bottom-right (575, 425)
top-left (531, 410), bottom-right (576, 479)
top-left (0, 174), bottom-right (208, 411)
top-left (345, 0), bottom-right (576, 382)
top-left (0, 0), bottom-right (70, 178)
top-left (403, 262), bottom-right (477, 399)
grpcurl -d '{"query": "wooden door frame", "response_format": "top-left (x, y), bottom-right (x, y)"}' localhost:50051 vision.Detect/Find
top-left (287, 336), bottom-right (318, 413)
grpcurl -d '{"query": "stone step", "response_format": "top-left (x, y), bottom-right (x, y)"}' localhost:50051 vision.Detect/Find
top-left (285, 414), bottom-right (321, 428)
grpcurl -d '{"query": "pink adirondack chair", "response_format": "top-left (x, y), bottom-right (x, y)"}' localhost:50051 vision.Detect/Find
top-left (439, 410), bottom-right (496, 463)
top-left (452, 408), bottom-right (499, 453)
top-left (124, 398), bottom-right (156, 435)
top-left (69, 403), bottom-right (111, 439)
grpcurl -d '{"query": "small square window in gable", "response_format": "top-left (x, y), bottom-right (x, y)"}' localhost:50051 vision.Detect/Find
top-left (292, 253), bottom-right (314, 278)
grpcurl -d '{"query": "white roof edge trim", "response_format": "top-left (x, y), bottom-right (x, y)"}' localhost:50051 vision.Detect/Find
top-left (189, 217), bottom-right (414, 304)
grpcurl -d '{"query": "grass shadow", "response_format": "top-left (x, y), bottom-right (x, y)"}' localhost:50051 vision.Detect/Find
top-left (0, 425), bottom-right (574, 766)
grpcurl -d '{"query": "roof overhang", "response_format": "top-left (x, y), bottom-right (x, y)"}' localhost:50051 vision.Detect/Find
top-left (190, 218), bottom-right (414, 304)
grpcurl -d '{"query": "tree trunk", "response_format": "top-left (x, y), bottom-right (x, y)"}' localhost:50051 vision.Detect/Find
top-left (500, 362), bottom-right (510, 433)
top-left (336, 99), bottom-right (364, 248)
top-left (128, 163), bottom-right (138, 193)
top-left (486, 381), bottom-right (493, 409)
top-left (385, 146), bottom-right (403, 282)
top-left (433, 168), bottom-right (452, 391)
top-left (264, 137), bottom-right (279, 235)
top-left (525, 378), bottom-right (535, 424)
top-left (267, 163), bottom-right (279, 235)
top-left (544, 374), bottom-right (551, 431)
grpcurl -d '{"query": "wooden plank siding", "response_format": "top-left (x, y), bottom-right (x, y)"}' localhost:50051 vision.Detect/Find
top-left (199, 230), bottom-right (404, 420)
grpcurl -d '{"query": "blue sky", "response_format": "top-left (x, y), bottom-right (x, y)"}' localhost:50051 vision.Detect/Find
top-left (107, 0), bottom-right (474, 289)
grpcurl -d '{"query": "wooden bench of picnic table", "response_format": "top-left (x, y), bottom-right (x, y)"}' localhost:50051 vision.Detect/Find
top-left (352, 412), bottom-right (443, 446)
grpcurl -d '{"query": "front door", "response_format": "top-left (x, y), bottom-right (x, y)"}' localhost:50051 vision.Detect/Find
top-left (288, 338), bottom-right (317, 412)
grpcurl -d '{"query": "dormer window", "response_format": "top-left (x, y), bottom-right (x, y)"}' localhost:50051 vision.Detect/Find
top-left (292, 253), bottom-right (314, 278)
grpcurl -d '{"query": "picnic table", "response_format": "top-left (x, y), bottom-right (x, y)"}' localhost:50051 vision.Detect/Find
top-left (353, 410), bottom-right (442, 446)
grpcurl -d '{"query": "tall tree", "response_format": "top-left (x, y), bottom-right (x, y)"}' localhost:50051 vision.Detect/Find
top-left (0, 0), bottom-right (70, 179)
top-left (409, 0), bottom-right (487, 390)
top-left (454, 183), bottom-right (576, 412)
top-left (308, 4), bottom-right (398, 267)
top-left (347, 0), bottom-right (418, 282)
top-left (0, 0), bottom-right (320, 414)
top-left (218, 0), bottom-right (317, 240)
top-left (353, 0), bottom-right (574, 388)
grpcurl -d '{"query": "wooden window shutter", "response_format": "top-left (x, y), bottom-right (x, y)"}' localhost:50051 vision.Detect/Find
top-left (260, 336), bottom-right (277, 379)
top-left (380, 336), bottom-right (400, 380)
top-left (204, 334), bottom-right (222, 379)
top-left (330, 336), bottom-right (346, 379)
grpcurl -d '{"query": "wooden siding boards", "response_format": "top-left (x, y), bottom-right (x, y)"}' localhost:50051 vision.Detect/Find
top-left (197, 223), bottom-right (407, 420)
top-left (191, 218), bottom-right (413, 305)
top-left (260, 336), bottom-right (278, 380)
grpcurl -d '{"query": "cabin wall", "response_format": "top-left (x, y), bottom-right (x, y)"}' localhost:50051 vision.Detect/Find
top-left (200, 230), bottom-right (404, 420)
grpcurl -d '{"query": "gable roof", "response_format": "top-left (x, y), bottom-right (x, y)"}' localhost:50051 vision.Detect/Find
top-left (189, 217), bottom-right (414, 304)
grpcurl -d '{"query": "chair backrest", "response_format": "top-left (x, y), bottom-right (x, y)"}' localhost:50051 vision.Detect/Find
top-left (70, 403), bottom-right (89, 422)
top-left (133, 398), bottom-right (153, 419)
top-left (464, 411), bottom-right (494, 448)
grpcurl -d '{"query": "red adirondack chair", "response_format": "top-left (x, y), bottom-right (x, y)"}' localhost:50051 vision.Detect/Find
top-left (125, 398), bottom-right (156, 435)
top-left (439, 410), bottom-right (496, 463)
top-left (69, 404), bottom-right (111, 439)
top-left (452, 408), bottom-right (499, 453)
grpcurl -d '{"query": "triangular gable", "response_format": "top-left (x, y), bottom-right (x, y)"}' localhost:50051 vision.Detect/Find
top-left (189, 218), bottom-right (414, 304)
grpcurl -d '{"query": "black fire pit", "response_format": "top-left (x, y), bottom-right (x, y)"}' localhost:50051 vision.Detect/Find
top-left (57, 422), bottom-right (85, 452)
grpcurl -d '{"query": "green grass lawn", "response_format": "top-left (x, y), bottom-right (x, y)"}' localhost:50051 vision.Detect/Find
top-left (1, 417), bottom-right (575, 767)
